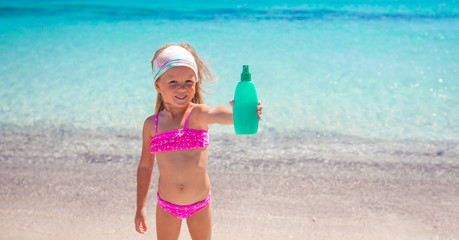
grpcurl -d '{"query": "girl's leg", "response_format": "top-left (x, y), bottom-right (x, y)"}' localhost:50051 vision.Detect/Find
top-left (156, 203), bottom-right (182, 240)
top-left (186, 204), bottom-right (212, 240)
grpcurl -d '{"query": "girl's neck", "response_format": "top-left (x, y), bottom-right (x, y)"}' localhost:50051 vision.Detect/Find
top-left (162, 103), bottom-right (193, 119)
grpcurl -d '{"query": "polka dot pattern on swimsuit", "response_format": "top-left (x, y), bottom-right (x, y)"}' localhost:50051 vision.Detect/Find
top-left (157, 191), bottom-right (212, 219)
top-left (150, 104), bottom-right (209, 154)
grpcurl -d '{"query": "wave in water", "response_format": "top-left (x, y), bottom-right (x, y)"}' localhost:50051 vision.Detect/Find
top-left (1, 5), bottom-right (459, 21)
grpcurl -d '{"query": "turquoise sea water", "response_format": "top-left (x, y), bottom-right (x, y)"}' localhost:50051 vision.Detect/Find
top-left (1, 0), bottom-right (458, 141)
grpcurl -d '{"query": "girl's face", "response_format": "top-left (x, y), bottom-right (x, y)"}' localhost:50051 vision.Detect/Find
top-left (155, 66), bottom-right (197, 108)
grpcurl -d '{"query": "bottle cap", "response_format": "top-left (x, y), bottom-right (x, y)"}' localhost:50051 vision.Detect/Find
top-left (241, 65), bottom-right (251, 81)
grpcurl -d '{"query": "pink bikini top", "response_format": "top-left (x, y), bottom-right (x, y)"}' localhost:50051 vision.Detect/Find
top-left (150, 105), bottom-right (209, 154)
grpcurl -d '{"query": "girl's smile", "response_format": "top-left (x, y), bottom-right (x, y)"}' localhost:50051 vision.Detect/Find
top-left (175, 95), bottom-right (187, 100)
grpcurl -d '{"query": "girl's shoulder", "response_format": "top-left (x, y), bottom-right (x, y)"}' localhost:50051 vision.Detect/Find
top-left (143, 114), bottom-right (156, 137)
top-left (144, 114), bottom-right (156, 125)
top-left (191, 103), bottom-right (211, 112)
top-left (189, 104), bottom-right (212, 128)
top-left (191, 103), bottom-right (216, 120)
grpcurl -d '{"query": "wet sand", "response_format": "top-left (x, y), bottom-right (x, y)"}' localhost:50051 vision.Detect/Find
top-left (1, 126), bottom-right (458, 239)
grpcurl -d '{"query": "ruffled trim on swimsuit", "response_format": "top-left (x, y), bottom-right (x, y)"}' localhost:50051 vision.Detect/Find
top-left (150, 129), bottom-right (209, 154)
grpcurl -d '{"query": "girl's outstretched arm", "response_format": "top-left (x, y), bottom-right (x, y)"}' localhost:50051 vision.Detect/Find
top-left (202, 100), bottom-right (263, 126)
top-left (135, 116), bottom-right (155, 234)
top-left (205, 103), bottom-right (234, 125)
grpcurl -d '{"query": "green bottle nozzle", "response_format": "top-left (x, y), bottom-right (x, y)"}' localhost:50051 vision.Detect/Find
top-left (241, 65), bottom-right (251, 81)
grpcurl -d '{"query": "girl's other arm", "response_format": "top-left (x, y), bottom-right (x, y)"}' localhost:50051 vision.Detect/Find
top-left (135, 117), bottom-right (155, 234)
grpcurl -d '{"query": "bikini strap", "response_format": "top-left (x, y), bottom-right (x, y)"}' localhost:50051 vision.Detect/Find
top-left (184, 104), bottom-right (196, 129)
top-left (154, 113), bottom-right (158, 134)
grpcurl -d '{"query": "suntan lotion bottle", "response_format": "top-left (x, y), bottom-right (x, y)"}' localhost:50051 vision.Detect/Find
top-left (233, 65), bottom-right (258, 135)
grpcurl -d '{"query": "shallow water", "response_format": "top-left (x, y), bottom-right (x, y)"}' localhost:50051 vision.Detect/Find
top-left (0, 0), bottom-right (458, 141)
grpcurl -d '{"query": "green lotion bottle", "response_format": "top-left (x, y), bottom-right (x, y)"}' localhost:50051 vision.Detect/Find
top-left (233, 65), bottom-right (259, 135)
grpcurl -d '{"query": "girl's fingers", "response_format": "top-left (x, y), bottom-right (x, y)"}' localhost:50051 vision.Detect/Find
top-left (257, 101), bottom-right (263, 120)
top-left (257, 103), bottom-right (263, 111)
top-left (141, 222), bottom-right (148, 232)
top-left (135, 220), bottom-right (147, 234)
top-left (138, 225), bottom-right (147, 234)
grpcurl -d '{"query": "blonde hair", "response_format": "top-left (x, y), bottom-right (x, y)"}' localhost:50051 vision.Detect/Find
top-left (151, 42), bottom-right (215, 113)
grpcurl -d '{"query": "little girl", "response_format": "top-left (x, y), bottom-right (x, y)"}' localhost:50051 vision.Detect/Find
top-left (134, 42), bottom-right (262, 239)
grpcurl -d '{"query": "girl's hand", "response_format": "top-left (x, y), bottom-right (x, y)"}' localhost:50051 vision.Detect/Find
top-left (229, 100), bottom-right (263, 121)
top-left (135, 208), bottom-right (148, 234)
top-left (256, 101), bottom-right (263, 121)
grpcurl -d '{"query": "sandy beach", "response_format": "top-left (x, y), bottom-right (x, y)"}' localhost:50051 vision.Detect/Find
top-left (1, 125), bottom-right (458, 240)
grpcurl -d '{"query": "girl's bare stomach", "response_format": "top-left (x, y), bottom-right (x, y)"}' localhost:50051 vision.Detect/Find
top-left (156, 148), bottom-right (210, 205)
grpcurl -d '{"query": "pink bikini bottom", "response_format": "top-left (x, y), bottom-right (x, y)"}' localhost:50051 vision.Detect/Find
top-left (157, 191), bottom-right (211, 219)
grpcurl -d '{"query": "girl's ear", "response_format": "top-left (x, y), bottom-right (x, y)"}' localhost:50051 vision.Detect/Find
top-left (155, 80), bottom-right (161, 93)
